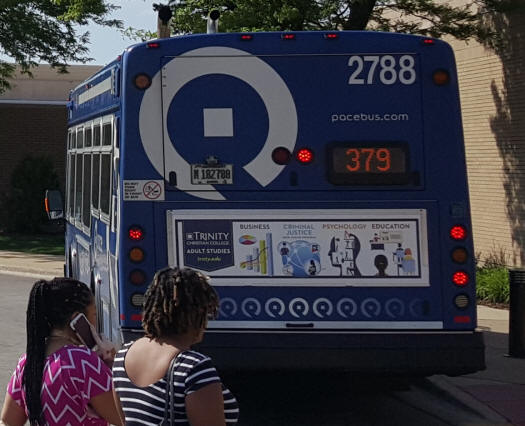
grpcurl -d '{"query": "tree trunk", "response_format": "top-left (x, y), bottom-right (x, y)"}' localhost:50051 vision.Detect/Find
top-left (344, 0), bottom-right (378, 30)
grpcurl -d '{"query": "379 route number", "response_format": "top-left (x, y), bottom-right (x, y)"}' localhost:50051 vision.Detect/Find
top-left (347, 55), bottom-right (416, 85)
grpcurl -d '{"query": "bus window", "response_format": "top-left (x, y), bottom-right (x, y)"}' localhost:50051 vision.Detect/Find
top-left (91, 153), bottom-right (100, 211)
top-left (100, 153), bottom-right (111, 216)
top-left (102, 123), bottom-right (112, 146)
top-left (74, 155), bottom-right (83, 223)
top-left (82, 153), bottom-right (92, 228)
top-left (85, 126), bottom-right (92, 148)
top-left (77, 127), bottom-right (84, 149)
top-left (93, 122), bottom-right (101, 147)
top-left (67, 153), bottom-right (75, 218)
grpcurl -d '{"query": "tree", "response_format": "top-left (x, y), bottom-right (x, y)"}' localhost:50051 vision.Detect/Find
top-left (166, 0), bottom-right (522, 44)
top-left (0, 155), bottom-right (59, 233)
top-left (0, 0), bottom-right (121, 93)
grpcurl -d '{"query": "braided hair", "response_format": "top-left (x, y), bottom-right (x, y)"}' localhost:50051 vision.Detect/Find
top-left (142, 267), bottom-right (219, 338)
top-left (23, 277), bottom-right (93, 426)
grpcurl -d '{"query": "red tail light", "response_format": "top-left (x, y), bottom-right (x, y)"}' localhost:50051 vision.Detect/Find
top-left (296, 148), bottom-right (314, 164)
top-left (450, 225), bottom-right (467, 240)
top-left (128, 226), bottom-right (144, 241)
top-left (454, 315), bottom-right (470, 323)
top-left (452, 271), bottom-right (469, 286)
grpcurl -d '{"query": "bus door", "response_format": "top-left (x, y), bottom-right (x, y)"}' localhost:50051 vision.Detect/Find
top-left (107, 117), bottom-right (121, 344)
top-left (90, 115), bottom-right (117, 341)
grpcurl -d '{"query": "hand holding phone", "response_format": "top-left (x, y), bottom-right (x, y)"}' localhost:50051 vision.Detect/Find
top-left (70, 313), bottom-right (98, 349)
top-left (93, 329), bottom-right (117, 367)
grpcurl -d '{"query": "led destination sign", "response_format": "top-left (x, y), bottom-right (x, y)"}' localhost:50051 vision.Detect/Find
top-left (327, 143), bottom-right (416, 186)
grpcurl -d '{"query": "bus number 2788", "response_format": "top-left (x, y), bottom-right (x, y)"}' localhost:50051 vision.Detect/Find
top-left (347, 55), bottom-right (416, 86)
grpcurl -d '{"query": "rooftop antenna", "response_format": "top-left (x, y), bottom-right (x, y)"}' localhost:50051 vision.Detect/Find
top-left (153, 3), bottom-right (173, 38)
top-left (207, 9), bottom-right (220, 34)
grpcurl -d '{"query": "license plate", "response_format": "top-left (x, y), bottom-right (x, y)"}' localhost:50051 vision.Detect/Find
top-left (191, 164), bottom-right (233, 185)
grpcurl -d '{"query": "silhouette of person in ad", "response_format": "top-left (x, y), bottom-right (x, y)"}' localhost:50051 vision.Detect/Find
top-left (374, 254), bottom-right (389, 277)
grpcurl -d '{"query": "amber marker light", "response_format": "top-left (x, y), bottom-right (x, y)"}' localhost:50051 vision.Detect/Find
top-left (129, 247), bottom-right (145, 263)
top-left (451, 247), bottom-right (468, 264)
top-left (134, 73), bottom-right (152, 90)
top-left (433, 69), bottom-right (450, 85)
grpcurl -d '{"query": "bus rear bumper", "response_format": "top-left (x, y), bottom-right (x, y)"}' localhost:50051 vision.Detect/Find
top-left (195, 330), bottom-right (486, 376)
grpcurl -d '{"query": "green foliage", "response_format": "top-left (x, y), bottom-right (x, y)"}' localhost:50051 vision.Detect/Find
top-left (0, 0), bottom-right (122, 93)
top-left (476, 266), bottom-right (509, 304)
top-left (171, 0), bottom-right (326, 33)
top-left (145, 0), bottom-right (521, 43)
top-left (0, 156), bottom-right (60, 234)
top-left (0, 233), bottom-right (64, 255)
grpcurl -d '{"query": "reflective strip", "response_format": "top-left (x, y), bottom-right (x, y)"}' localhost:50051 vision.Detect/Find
top-left (208, 321), bottom-right (444, 329)
top-left (78, 77), bottom-right (111, 104)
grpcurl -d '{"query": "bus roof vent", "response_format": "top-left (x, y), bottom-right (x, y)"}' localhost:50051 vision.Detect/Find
top-left (154, 3), bottom-right (172, 39)
top-left (207, 10), bottom-right (220, 33)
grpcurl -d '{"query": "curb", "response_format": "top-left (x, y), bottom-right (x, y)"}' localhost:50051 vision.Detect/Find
top-left (428, 375), bottom-right (512, 424)
top-left (0, 268), bottom-right (58, 280)
top-left (0, 251), bottom-right (63, 279)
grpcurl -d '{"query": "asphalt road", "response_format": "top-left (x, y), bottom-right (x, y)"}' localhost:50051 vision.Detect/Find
top-left (0, 273), bottom-right (33, 405)
top-left (0, 273), bottom-right (498, 425)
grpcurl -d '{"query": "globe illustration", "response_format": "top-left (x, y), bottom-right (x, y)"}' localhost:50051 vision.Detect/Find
top-left (281, 240), bottom-right (321, 277)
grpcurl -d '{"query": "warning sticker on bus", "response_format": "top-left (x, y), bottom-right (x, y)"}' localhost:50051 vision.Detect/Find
top-left (124, 180), bottom-right (165, 201)
top-left (167, 209), bottom-right (430, 287)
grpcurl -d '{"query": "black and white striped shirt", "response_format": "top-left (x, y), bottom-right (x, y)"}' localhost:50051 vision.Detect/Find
top-left (113, 343), bottom-right (239, 425)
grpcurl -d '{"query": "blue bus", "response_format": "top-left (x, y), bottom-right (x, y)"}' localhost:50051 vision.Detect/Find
top-left (59, 30), bottom-right (484, 375)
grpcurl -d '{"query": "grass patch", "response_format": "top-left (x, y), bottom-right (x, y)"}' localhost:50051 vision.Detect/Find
top-left (476, 267), bottom-right (509, 305)
top-left (0, 233), bottom-right (64, 256)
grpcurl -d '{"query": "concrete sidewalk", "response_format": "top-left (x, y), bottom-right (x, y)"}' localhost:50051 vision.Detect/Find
top-left (0, 250), bottom-right (63, 278)
top-left (0, 250), bottom-right (524, 424)
top-left (430, 305), bottom-right (525, 425)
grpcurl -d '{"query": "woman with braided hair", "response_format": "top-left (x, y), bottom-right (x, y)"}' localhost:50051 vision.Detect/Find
top-left (1, 277), bottom-right (124, 426)
top-left (112, 267), bottom-right (239, 425)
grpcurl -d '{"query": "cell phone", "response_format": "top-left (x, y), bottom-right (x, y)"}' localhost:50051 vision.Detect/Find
top-left (70, 313), bottom-right (98, 349)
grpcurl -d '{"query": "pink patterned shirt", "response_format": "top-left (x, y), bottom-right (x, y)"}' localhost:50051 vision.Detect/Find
top-left (7, 345), bottom-right (112, 426)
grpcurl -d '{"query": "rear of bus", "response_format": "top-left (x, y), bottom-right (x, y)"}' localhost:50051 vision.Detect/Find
top-left (119, 31), bottom-right (484, 375)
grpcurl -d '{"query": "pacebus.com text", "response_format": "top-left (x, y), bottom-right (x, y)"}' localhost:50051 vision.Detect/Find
top-left (331, 113), bottom-right (409, 122)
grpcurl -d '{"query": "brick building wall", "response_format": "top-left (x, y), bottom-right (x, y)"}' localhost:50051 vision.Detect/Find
top-left (447, 9), bottom-right (525, 266)
top-left (0, 65), bottom-right (100, 225)
top-left (0, 103), bottom-right (67, 195)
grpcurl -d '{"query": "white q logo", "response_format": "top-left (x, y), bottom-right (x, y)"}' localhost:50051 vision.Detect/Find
top-left (139, 47), bottom-right (298, 200)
